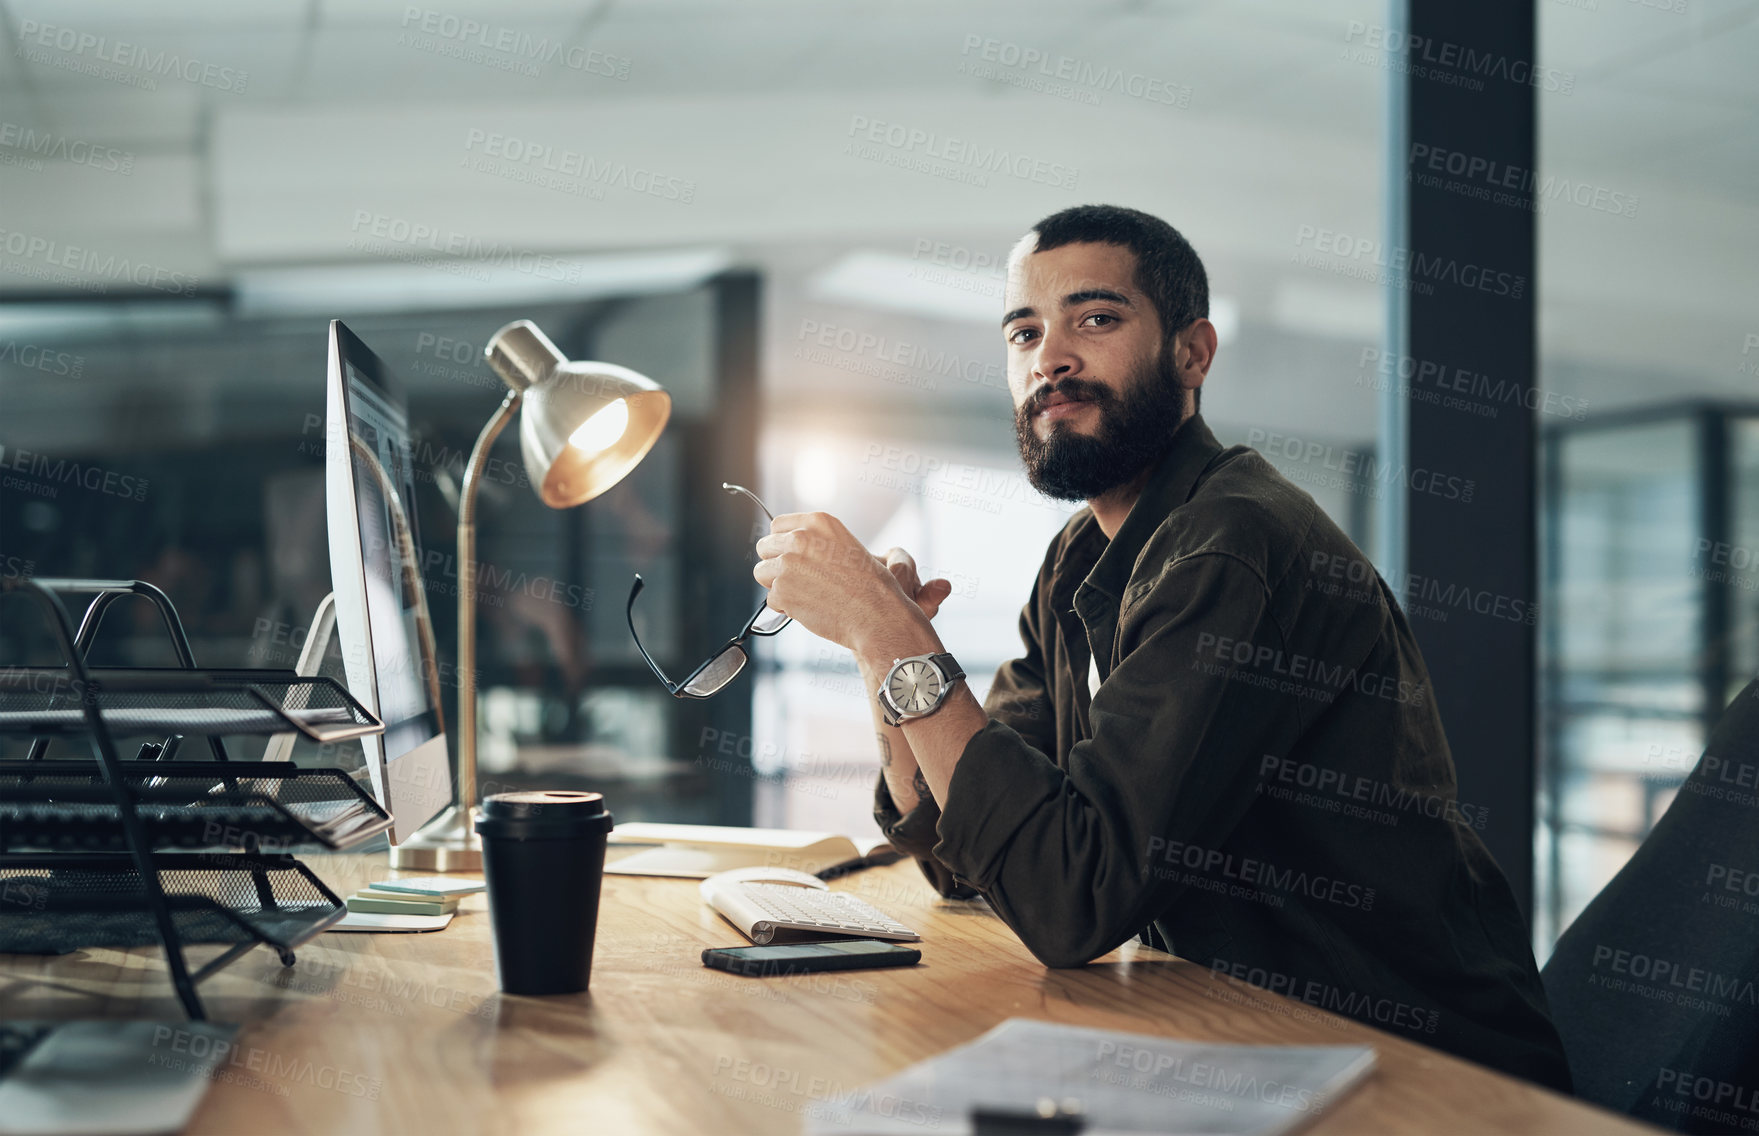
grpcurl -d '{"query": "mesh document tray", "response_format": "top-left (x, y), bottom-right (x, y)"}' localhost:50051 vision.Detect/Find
top-left (0, 852), bottom-right (344, 955)
top-left (0, 762), bottom-right (393, 852)
top-left (0, 668), bottom-right (383, 743)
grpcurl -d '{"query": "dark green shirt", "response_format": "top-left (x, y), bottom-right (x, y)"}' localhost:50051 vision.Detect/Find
top-left (873, 413), bottom-right (1571, 1091)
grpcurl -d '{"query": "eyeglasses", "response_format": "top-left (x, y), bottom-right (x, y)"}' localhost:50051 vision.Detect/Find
top-left (627, 482), bottom-right (792, 698)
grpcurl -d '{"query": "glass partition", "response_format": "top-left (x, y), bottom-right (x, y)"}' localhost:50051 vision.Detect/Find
top-left (1537, 409), bottom-right (1759, 948)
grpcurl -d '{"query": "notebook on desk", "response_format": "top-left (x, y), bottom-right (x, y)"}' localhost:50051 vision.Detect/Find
top-left (606, 823), bottom-right (900, 879)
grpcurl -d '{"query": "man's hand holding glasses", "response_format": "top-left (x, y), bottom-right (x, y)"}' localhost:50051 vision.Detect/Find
top-left (753, 510), bottom-right (951, 656)
top-left (627, 483), bottom-right (951, 699)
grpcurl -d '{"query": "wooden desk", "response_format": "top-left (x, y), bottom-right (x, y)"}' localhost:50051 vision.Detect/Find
top-left (1, 854), bottom-right (1654, 1135)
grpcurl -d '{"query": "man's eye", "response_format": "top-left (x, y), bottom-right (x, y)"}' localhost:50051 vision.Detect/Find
top-left (1081, 313), bottom-right (1116, 328)
top-left (1007, 327), bottom-right (1038, 345)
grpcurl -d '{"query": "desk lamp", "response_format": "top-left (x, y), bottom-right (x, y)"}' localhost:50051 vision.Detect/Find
top-left (391, 319), bottom-right (670, 870)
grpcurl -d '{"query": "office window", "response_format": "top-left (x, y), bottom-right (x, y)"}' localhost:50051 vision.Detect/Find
top-left (1540, 413), bottom-right (1716, 949)
top-left (1533, 0), bottom-right (1759, 952)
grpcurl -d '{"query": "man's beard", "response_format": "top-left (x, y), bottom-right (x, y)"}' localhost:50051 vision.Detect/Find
top-left (1013, 348), bottom-right (1186, 502)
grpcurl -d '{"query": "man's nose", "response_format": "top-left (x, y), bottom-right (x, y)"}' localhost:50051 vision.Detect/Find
top-left (1032, 346), bottom-right (1079, 383)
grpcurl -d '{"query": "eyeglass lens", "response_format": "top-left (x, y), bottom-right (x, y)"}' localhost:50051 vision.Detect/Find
top-left (749, 606), bottom-right (790, 635)
top-left (683, 645), bottom-right (748, 696)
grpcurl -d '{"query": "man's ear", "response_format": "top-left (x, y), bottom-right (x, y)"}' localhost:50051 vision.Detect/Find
top-left (1176, 318), bottom-right (1219, 381)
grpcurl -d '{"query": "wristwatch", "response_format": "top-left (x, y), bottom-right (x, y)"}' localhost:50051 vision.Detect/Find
top-left (878, 652), bottom-right (965, 727)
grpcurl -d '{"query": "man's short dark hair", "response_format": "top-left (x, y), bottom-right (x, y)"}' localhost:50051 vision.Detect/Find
top-left (1026, 204), bottom-right (1209, 411)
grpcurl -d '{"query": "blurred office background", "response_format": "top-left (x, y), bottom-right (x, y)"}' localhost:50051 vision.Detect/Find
top-left (0, 0), bottom-right (1754, 958)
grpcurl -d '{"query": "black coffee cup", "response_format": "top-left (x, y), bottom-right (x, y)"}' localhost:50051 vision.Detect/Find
top-left (475, 790), bottom-right (614, 995)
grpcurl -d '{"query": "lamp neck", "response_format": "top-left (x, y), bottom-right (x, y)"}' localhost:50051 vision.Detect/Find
top-left (460, 390), bottom-right (522, 528)
top-left (456, 388), bottom-right (522, 817)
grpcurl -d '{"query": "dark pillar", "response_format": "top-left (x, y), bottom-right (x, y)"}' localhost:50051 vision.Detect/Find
top-left (1403, 0), bottom-right (1539, 917)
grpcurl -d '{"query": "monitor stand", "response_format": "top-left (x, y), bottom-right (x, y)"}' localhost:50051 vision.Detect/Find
top-left (388, 808), bottom-right (482, 871)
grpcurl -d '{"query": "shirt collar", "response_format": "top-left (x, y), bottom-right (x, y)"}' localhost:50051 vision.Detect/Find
top-left (1071, 412), bottom-right (1226, 603)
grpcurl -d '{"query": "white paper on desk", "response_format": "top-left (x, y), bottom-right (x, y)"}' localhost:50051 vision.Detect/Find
top-left (606, 824), bottom-right (895, 879)
top-left (803, 1018), bottom-right (1375, 1136)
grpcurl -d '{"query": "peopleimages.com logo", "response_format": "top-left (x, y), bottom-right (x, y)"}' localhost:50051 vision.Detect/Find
top-left (0, 339), bottom-right (83, 377)
top-left (1341, 21), bottom-right (1575, 94)
top-left (1245, 428), bottom-right (1475, 504)
top-left (346, 211), bottom-right (583, 284)
top-left (15, 20), bottom-right (249, 92)
top-left (397, 7), bottom-right (632, 80)
top-left (0, 123), bottom-right (134, 175)
top-left (0, 227), bottom-right (200, 295)
top-left (1293, 225), bottom-right (1526, 300)
top-left (956, 34), bottom-right (1192, 109)
top-left (0, 443), bottom-right (150, 501)
top-left (461, 129), bottom-right (696, 203)
top-left (845, 115), bottom-right (1079, 191)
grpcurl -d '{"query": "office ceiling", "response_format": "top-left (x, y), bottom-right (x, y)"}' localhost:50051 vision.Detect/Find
top-left (0, 0), bottom-right (1754, 441)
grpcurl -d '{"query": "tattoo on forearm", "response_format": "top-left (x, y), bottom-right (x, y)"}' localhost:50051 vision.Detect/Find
top-left (876, 733), bottom-right (892, 768)
top-left (911, 767), bottom-right (931, 804)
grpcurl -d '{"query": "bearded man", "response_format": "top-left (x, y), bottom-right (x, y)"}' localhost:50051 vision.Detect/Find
top-left (753, 204), bottom-right (1571, 1091)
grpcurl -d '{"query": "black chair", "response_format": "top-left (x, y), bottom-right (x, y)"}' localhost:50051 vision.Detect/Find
top-left (1541, 679), bottom-right (1759, 1133)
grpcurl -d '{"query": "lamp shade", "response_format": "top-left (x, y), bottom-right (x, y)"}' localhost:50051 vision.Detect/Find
top-left (484, 319), bottom-right (671, 508)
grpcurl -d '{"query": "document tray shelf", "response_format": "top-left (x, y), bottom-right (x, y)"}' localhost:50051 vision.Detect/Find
top-left (0, 761), bottom-right (392, 853)
top-left (0, 852), bottom-right (344, 958)
top-left (0, 669), bottom-right (382, 743)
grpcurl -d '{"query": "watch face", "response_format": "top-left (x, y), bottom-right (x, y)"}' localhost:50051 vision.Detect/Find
top-left (887, 659), bottom-right (942, 714)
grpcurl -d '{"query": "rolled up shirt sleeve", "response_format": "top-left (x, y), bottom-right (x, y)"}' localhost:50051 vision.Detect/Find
top-left (871, 773), bottom-right (978, 899)
top-left (929, 552), bottom-right (1311, 968)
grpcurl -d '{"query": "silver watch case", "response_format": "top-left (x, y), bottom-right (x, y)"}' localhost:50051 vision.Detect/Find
top-left (878, 652), bottom-right (957, 727)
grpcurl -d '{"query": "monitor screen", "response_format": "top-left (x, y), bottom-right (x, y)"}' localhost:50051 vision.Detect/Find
top-left (342, 357), bottom-right (441, 766)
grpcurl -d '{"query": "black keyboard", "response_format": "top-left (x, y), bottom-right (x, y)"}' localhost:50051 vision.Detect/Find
top-left (0, 1022), bottom-right (52, 1081)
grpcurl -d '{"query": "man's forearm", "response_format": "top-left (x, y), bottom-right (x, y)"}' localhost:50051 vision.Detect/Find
top-left (869, 702), bottom-right (925, 814)
top-left (861, 649), bottom-right (943, 815)
top-left (853, 606), bottom-right (987, 807)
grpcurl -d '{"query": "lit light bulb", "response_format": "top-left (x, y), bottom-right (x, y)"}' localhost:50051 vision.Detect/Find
top-left (568, 398), bottom-right (629, 454)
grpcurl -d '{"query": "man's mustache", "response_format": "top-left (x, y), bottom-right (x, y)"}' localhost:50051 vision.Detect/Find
top-left (1022, 378), bottom-right (1115, 419)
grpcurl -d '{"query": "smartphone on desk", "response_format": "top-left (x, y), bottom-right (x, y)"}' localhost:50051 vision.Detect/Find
top-left (702, 939), bottom-right (921, 977)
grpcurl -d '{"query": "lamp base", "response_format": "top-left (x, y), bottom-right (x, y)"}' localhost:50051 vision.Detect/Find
top-left (389, 806), bottom-right (483, 872)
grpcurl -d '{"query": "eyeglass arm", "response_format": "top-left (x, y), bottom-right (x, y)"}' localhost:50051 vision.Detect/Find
top-left (721, 482), bottom-right (773, 521)
top-left (625, 575), bottom-right (683, 695)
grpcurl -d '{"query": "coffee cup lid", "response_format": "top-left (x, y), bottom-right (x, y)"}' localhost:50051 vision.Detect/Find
top-left (476, 791), bottom-right (613, 839)
top-left (480, 790), bottom-right (606, 817)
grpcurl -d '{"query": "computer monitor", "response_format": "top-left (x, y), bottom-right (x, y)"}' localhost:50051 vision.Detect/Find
top-left (324, 319), bottom-right (451, 843)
